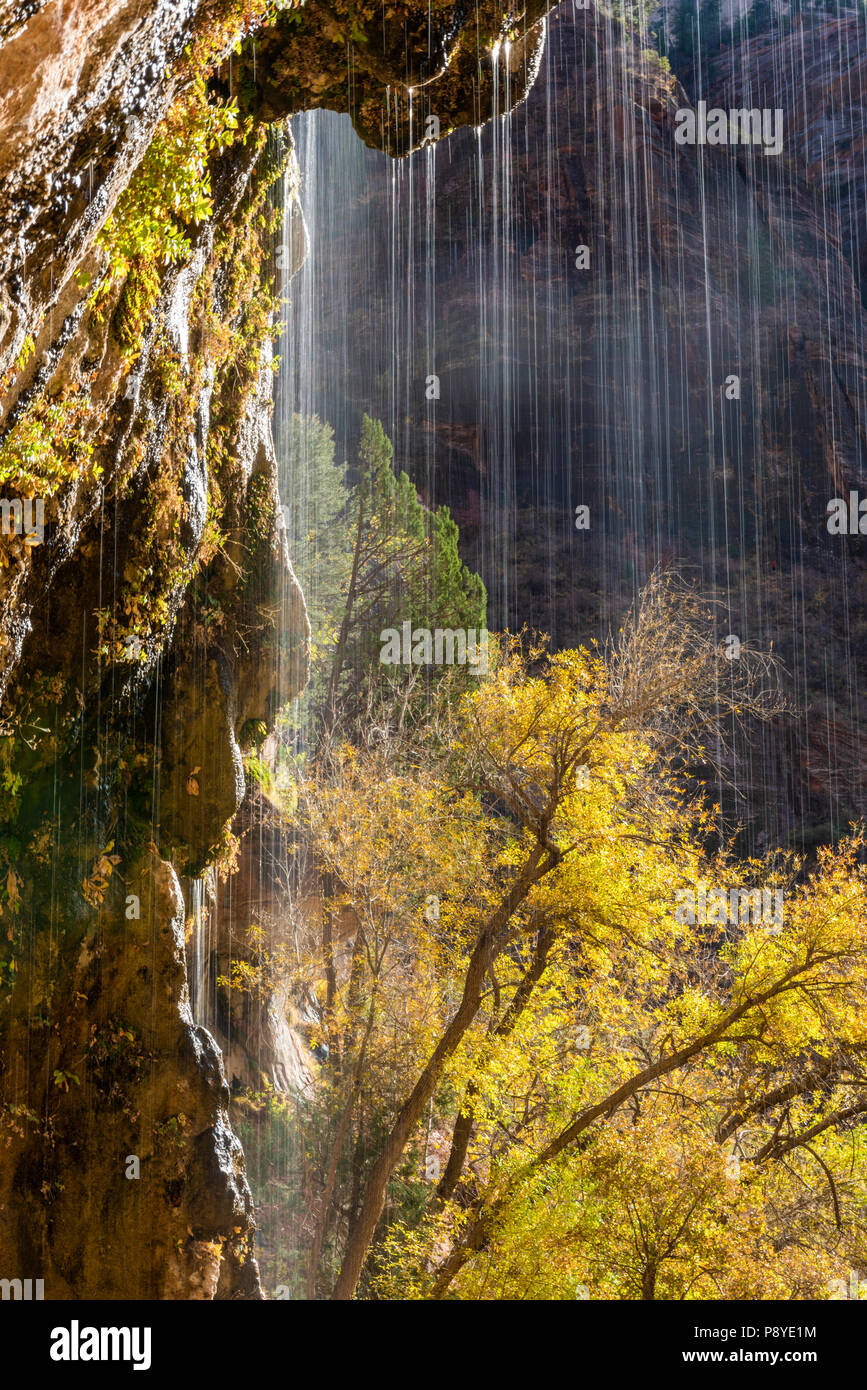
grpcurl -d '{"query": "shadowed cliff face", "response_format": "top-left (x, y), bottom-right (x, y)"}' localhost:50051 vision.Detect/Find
top-left (707, 13), bottom-right (867, 306)
top-left (284, 3), bottom-right (867, 851)
top-left (0, 850), bottom-right (261, 1299)
top-left (0, 124), bottom-right (310, 1299)
top-left (0, 0), bottom-right (562, 1300)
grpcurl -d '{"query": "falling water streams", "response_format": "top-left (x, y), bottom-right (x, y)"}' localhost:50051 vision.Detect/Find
top-left (248, 0), bottom-right (867, 1292)
top-left (275, 1), bottom-right (866, 845)
top-left (188, 875), bottom-right (211, 1029)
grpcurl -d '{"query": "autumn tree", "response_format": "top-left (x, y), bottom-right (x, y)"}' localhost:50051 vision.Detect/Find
top-left (273, 575), bottom-right (867, 1302)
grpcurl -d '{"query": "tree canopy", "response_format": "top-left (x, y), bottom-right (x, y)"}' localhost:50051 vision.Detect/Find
top-left (247, 560), bottom-right (867, 1299)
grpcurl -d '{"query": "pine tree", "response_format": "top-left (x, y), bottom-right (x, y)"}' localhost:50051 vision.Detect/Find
top-left (699, 0), bottom-right (722, 56)
top-left (285, 413), bottom-right (487, 747)
top-left (746, 0), bottom-right (774, 38)
top-left (279, 412), bottom-right (351, 666)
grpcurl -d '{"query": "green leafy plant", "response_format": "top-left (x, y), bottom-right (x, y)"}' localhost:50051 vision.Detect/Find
top-left (97, 79), bottom-right (241, 356)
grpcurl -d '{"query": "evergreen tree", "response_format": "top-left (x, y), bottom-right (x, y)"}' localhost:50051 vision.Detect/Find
top-left (279, 412), bottom-right (352, 668)
top-left (699, 0), bottom-right (722, 55)
top-left (672, 0), bottom-right (697, 62)
top-left (746, 0), bottom-right (774, 37)
top-left (282, 413), bottom-right (487, 749)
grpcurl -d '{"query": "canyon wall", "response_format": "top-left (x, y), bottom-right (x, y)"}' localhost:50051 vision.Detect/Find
top-left (287, 3), bottom-right (867, 850)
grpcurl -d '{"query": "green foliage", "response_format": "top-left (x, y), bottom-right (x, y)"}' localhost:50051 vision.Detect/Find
top-left (52, 1069), bottom-right (80, 1092)
top-left (93, 119), bottom-right (280, 666)
top-left (287, 412), bottom-right (487, 744)
top-left (244, 473), bottom-right (277, 556)
top-left (279, 411), bottom-right (487, 749)
top-left (97, 79), bottom-right (241, 356)
top-left (671, 0), bottom-right (697, 60)
top-left (279, 413), bottom-right (352, 661)
top-left (102, 79), bottom-right (239, 270)
top-left (244, 752), bottom-right (275, 795)
top-left (0, 392), bottom-right (99, 497)
top-left (745, 0), bottom-right (774, 36)
top-left (182, 0), bottom-right (296, 80)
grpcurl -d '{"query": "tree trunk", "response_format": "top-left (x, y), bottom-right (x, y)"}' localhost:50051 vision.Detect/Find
top-left (331, 845), bottom-right (553, 1299)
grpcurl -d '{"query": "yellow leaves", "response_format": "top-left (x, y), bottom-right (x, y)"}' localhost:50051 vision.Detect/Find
top-left (216, 826), bottom-right (241, 882)
top-left (82, 841), bottom-right (121, 907)
top-left (0, 389), bottom-right (98, 498)
top-left (218, 959), bottom-right (262, 995)
top-left (271, 627), bottom-right (867, 1298)
top-left (186, 765), bottom-right (201, 796)
top-left (303, 750), bottom-right (492, 937)
top-left (13, 334), bottom-right (35, 374)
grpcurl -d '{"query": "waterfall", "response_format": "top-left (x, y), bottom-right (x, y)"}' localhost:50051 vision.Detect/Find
top-left (188, 874), bottom-right (215, 1031)
top-left (253, 0), bottom-right (867, 1298)
top-left (270, 1), bottom-right (867, 851)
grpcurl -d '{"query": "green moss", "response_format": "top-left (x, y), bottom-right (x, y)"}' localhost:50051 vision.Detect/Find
top-left (97, 79), bottom-right (243, 360)
top-left (0, 392), bottom-right (100, 497)
top-left (101, 124), bottom-right (281, 665)
top-left (244, 472), bottom-right (276, 549)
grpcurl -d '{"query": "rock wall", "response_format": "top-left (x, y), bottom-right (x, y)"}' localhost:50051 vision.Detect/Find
top-left (0, 115), bottom-right (310, 1297)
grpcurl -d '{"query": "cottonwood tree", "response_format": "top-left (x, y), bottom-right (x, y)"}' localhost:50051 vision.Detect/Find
top-left (415, 832), bottom-right (867, 1299)
top-left (284, 577), bottom-right (864, 1301)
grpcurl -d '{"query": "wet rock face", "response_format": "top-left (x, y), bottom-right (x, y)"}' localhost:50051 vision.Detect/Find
top-left (0, 0), bottom-right (207, 370)
top-left (0, 852), bottom-right (259, 1299)
top-left (0, 0), bottom-right (554, 380)
top-left (233, 0), bottom-right (549, 154)
top-left (0, 58), bottom-right (308, 1297)
top-left (707, 14), bottom-right (867, 305)
top-left (186, 790), bottom-right (318, 1099)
